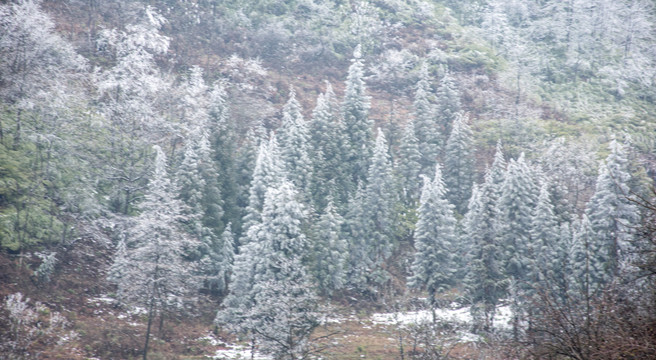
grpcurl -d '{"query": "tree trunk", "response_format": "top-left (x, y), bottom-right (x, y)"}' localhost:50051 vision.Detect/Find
top-left (13, 108), bottom-right (22, 150)
top-left (143, 297), bottom-right (155, 360)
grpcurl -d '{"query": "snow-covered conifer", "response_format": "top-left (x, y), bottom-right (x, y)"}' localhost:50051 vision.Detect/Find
top-left (409, 164), bottom-right (458, 309)
top-left (279, 88), bottom-right (312, 197)
top-left (444, 113), bottom-right (474, 214)
top-left (342, 46), bottom-right (373, 188)
top-left (464, 184), bottom-right (506, 332)
top-left (497, 153), bottom-right (539, 282)
top-left (396, 119), bottom-right (423, 205)
top-left (586, 138), bottom-right (639, 279)
top-left (413, 63), bottom-right (441, 173)
top-left (311, 199), bottom-right (348, 295)
top-left (435, 66), bottom-right (461, 139)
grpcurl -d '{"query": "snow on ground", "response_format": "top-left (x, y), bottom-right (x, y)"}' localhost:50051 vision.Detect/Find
top-left (198, 333), bottom-right (271, 360)
top-left (371, 304), bottom-right (513, 331)
top-left (212, 344), bottom-right (271, 360)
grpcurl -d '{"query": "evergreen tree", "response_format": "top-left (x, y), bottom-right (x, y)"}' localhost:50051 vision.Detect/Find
top-left (278, 88), bottom-right (312, 198)
top-left (345, 130), bottom-right (398, 293)
top-left (241, 135), bottom-right (285, 238)
top-left (497, 153), bottom-right (538, 282)
top-left (363, 129), bottom-right (398, 265)
top-left (108, 145), bottom-right (198, 360)
top-left (444, 113), bottom-right (474, 214)
top-left (497, 153), bottom-right (539, 338)
top-left (529, 182), bottom-right (560, 286)
top-left (586, 138), bottom-right (639, 280)
top-left (309, 83), bottom-right (349, 210)
top-left (342, 46), bottom-right (373, 189)
top-left (233, 127), bottom-right (262, 240)
top-left (570, 214), bottom-right (608, 295)
top-left (396, 119), bottom-right (423, 206)
top-left (487, 141), bottom-right (508, 201)
top-left (217, 181), bottom-right (319, 359)
top-left (413, 63), bottom-right (441, 174)
top-left (311, 199), bottom-right (348, 295)
top-left (208, 80), bottom-right (242, 237)
top-left (464, 184), bottom-right (506, 332)
top-left (408, 164), bottom-right (458, 311)
top-left (344, 185), bottom-right (372, 292)
top-left (435, 66), bottom-right (461, 140)
top-left (176, 72), bottom-right (230, 291)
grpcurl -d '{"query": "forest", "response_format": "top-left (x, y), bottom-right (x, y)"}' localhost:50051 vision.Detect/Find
top-left (1, 0), bottom-right (656, 359)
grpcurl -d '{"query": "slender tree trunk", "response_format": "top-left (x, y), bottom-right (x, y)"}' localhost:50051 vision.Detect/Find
top-left (13, 108), bottom-right (22, 150)
top-left (143, 298), bottom-right (155, 360)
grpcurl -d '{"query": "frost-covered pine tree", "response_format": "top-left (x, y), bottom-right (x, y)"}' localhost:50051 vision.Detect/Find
top-left (497, 153), bottom-right (539, 338)
top-left (344, 185), bottom-right (373, 292)
top-left (311, 199), bottom-right (348, 295)
top-left (497, 153), bottom-right (539, 282)
top-left (528, 182), bottom-right (561, 286)
top-left (176, 72), bottom-right (229, 291)
top-left (464, 184), bottom-right (506, 332)
top-left (363, 130), bottom-right (398, 264)
top-left (408, 164), bottom-right (457, 312)
top-left (342, 45), bottom-right (373, 189)
top-left (208, 80), bottom-right (242, 235)
top-left (309, 82), bottom-right (349, 210)
top-left (585, 138), bottom-right (639, 279)
top-left (278, 87), bottom-right (312, 198)
top-left (435, 66), bottom-right (461, 139)
top-left (569, 214), bottom-right (607, 297)
top-left (345, 130), bottom-right (398, 293)
top-left (444, 112), bottom-right (474, 215)
top-left (413, 62), bottom-right (441, 174)
top-left (241, 135), bottom-right (285, 238)
top-left (487, 141), bottom-right (508, 201)
top-left (396, 119), bottom-right (423, 206)
top-left (217, 181), bottom-right (319, 359)
top-left (108, 146), bottom-right (198, 360)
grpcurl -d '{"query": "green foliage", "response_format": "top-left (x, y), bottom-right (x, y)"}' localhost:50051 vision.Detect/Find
top-left (0, 141), bottom-right (64, 252)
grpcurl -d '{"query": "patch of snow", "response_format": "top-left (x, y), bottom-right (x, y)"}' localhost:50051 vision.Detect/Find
top-left (371, 304), bottom-right (513, 332)
top-left (196, 333), bottom-right (222, 346)
top-left (87, 296), bottom-right (115, 305)
top-left (455, 330), bottom-right (483, 343)
top-left (127, 306), bottom-right (147, 316)
top-left (213, 344), bottom-right (271, 359)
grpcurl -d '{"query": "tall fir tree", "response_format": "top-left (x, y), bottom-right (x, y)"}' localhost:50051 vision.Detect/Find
top-left (208, 80), bottom-right (242, 237)
top-left (585, 138), bottom-right (639, 280)
top-left (528, 181), bottom-right (561, 287)
top-left (464, 184), bottom-right (506, 332)
top-left (309, 83), bottom-right (349, 210)
top-left (310, 199), bottom-right (348, 295)
top-left (497, 153), bottom-right (539, 282)
top-left (108, 145), bottom-right (199, 359)
top-left (496, 153), bottom-right (539, 338)
top-left (217, 181), bottom-right (319, 359)
top-left (396, 119), bottom-right (423, 206)
top-left (342, 45), bottom-right (373, 189)
top-left (408, 164), bottom-right (458, 311)
top-left (363, 130), bottom-right (398, 268)
top-left (435, 66), bottom-right (461, 141)
top-left (413, 62), bottom-right (442, 174)
top-left (569, 214), bottom-right (608, 297)
top-left (278, 87), bottom-right (312, 199)
top-left (241, 135), bottom-right (285, 239)
top-left (444, 113), bottom-right (474, 215)
top-left (345, 130), bottom-right (398, 293)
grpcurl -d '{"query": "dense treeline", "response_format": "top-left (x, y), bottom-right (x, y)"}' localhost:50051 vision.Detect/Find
top-left (1, 0), bottom-right (656, 359)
